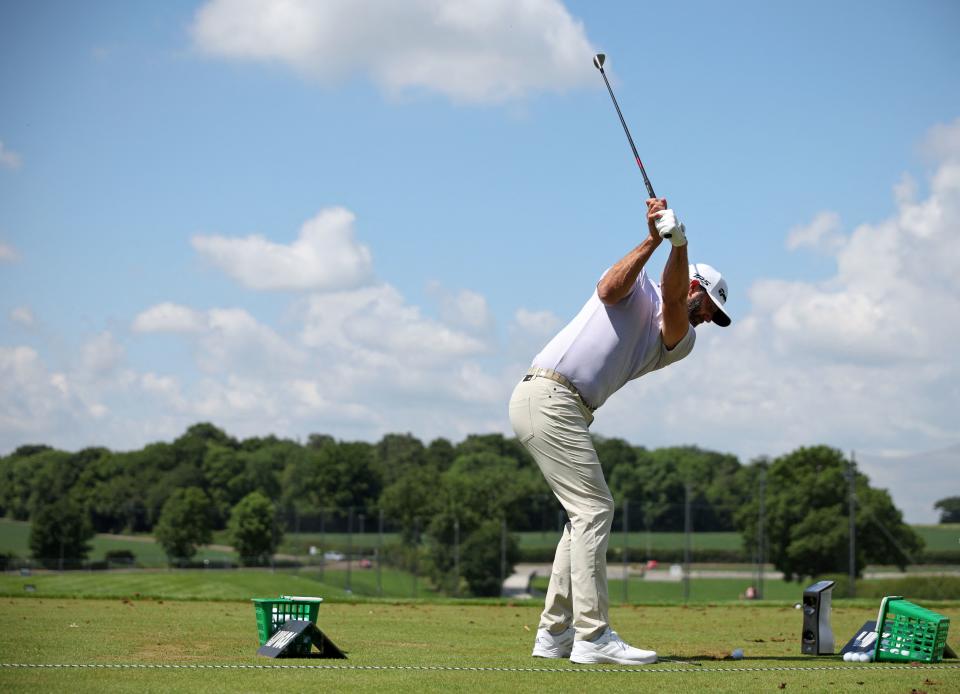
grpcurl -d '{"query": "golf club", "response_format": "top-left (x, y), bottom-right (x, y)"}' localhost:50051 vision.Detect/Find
top-left (593, 53), bottom-right (656, 199)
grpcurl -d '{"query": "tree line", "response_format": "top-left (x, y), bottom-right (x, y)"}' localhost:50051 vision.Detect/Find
top-left (0, 423), bottom-right (939, 595)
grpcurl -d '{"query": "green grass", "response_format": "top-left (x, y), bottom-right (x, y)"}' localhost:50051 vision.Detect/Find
top-left (0, 519), bottom-right (236, 566)
top-left (0, 567), bottom-right (438, 601)
top-left (532, 575), bottom-right (807, 603)
top-left (913, 524), bottom-right (960, 552)
top-left (0, 597), bottom-right (957, 693)
top-left (7, 567), bottom-right (957, 607)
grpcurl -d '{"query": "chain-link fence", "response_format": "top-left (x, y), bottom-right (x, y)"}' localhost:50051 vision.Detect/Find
top-left (5, 484), bottom-right (944, 601)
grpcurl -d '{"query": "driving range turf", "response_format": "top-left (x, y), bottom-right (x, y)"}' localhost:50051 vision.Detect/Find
top-left (1, 596), bottom-right (957, 693)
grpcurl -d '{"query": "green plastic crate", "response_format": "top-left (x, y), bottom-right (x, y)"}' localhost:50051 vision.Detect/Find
top-left (874, 596), bottom-right (950, 663)
top-left (252, 595), bottom-right (324, 650)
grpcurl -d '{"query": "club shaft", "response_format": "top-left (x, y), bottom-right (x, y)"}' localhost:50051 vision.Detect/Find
top-left (598, 68), bottom-right (656, 199)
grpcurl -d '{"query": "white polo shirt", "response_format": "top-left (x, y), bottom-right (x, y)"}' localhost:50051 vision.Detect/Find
top-left (531, 269), bottom-right (695, 410)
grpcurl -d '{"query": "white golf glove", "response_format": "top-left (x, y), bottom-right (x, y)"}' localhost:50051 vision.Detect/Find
top-left (655, 209), bottom-right (687, 247)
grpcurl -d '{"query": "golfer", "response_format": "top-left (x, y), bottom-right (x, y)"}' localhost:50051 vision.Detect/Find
top-left (509, 198), bottom-right (730, 665)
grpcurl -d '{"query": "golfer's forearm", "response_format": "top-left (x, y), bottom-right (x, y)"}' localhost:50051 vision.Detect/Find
top-left (658, 244), bottom-right (690, 348)
top-left (598, 236), bottom-right (661, 305)
top-left (661, 243), bottom-right (689, 304)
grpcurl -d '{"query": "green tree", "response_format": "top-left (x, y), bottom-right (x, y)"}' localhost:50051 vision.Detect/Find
top-left (228, 491), bottom-right (281, 566)
top-left (0, 446), bottom-right (63, 520)
top-left (736, 446), bottom-right (924, 580)
top-left (29, 500), bottom-right (94, 569)
top-left (154, 487), bottom-right (213, 564)
top-left (425, 437), bottom-right (456, 471)
top-left (375, 433), bottom-right (427, 486)
top-left (460, 519), bottom-right (520, 597)
top-left (593, 436), bottom-right (638, 481)
top-left (609, 446), bottom-right (744, 531)
top-left (71, 451), bottom-right (146, 533)
top-left (202, 443), bottom-right (248, 526)
top-left (380, 464), bottom-right (443, 544)
top-left (454, 433), bottom-right (532, 469)
top-left (423, 452), bottom-right (535, 595)
top-left (135, 441), bottom-right (179, 529)
top-left (934, 496), bottom-right (960, 523)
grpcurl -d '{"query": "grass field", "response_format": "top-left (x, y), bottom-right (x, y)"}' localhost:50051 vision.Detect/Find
top-left (0, 568), bottom-right (799, 603)
top-left (4, 567), bottom-right (959, 607)
top-left (1, 597), bottom-right (957, 693)
top-left (6, 518), bottom-right (958, 566)
top-left (914, 524), bottom-right (960, 552)
top-left (0, 519), bottom-right (236, 565)
top-left (0, 567), bottom-right (438, 601)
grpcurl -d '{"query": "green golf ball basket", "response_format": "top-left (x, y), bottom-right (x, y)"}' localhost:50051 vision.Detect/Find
top-left (252, 595), bottom-right (323, 652)
top-left (874, 596), bottom-right (950, 663)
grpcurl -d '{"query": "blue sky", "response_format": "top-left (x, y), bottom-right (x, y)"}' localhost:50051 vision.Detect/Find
top-left (1, 0), bottom-right (958, 521)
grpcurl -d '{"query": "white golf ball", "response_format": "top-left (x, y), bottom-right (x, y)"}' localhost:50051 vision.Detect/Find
top-left (731, 648), bottom-right (744, 660)
top-left (857, 652), bottom-right (871, 663)
top-left (843, 652), bottom-right (853, 662)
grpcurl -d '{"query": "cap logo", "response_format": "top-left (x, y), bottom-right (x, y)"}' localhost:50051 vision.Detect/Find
top-left (693, 272), bottom-right (710, 287)
top-left (718, 287), bottom-right (727, 302)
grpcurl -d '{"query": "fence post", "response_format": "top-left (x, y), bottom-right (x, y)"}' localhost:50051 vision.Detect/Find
top-left (347, 507), bottom-right (353, 594)
top-left (377, 508), bottom-right (383, 597)
top-left (454, 517), bottom-right (460, 597)
top-left (500, 517), bottom-right (507, 595)
top-left (413, 518), bottom-right (420, 599)
top-left (758, 467), bottom-right (766, 600)
top-left (683, 483), bottom-right (691, 603)
top-left (319, 507), bottom-right (326, 582)
top-left (622, 498), bottom-right (629, 604)
top-left (848, 452), bottom-right (857, 598)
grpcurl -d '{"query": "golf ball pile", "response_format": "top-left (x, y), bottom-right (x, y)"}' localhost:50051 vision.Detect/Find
top-left (843, 651), bottom-right (874, 662)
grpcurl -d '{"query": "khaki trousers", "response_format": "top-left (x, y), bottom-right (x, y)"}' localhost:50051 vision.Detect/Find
top-left (509, 375), bottom-right (613, 641)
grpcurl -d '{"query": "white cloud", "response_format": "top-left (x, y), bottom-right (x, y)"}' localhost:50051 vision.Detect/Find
top-left (512, 307), bottom-right (562, 336)
top-left (0, 242), bottom-right (18, 262)
top-left (81, 332), bottom-right (125, 376)
top-left (198, 308), bottom-right (307, 375)
top-left (427, 281), bottom-right (494, 333)
top-left (785, 211), bottom-right (844, 252)
top-left (141, 372), bottom-right (181, 398)
top-left (191, 0), bottom-right (596, 103)
top-left (132, 302), bottom-right (205, 333)
top-left (921, 116), bottom-right (960, 162)
top-left (0, 141), bottom-right (22, 170)
top-left (506, 307), bottom-right (561, 363)
top-left (0, 347), bottom-right (81, 440)
top-left (192, 207), bottom-right (373, 291)
top-left (302, 284), bottom-right (488, 363)
top-left (134, 303), bottom-right (307, 375)
top-left (10, 306), bottom-right (34, 326)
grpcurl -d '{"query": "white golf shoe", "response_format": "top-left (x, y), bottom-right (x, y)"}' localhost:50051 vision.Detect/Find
top-left (531, 626), bottom-right (575, 658)
top-left (570, 628), bottom-right (658, 665)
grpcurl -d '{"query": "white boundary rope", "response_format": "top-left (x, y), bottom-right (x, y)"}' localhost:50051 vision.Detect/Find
top-left (2, 662), bottom-right (959, 674)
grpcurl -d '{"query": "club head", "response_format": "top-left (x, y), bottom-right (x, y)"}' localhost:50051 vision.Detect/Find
top-left (593, 53), bottom-right (605, 70)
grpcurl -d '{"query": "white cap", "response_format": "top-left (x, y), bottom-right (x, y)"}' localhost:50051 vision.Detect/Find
top-left (689, 263), bottom-right (731, 327)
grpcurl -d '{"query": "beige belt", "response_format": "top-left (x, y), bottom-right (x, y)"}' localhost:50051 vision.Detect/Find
top-left (524, 367), bottom-right (597, 412)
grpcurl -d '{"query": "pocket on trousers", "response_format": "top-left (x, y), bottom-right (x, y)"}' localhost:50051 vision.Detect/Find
top-left (509, 396), bottom-right (534, 443)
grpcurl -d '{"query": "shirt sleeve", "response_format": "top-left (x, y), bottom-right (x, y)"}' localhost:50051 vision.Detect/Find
top-left (597, 267), bottom-right (645, 303)
top-left (654, 324), bottom-right (696, 369)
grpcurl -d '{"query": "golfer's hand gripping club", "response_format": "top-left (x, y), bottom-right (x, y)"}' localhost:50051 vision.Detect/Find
top-left (655, 209), bottom-right (687, 247)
